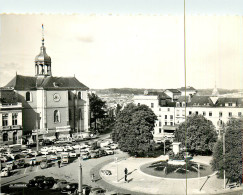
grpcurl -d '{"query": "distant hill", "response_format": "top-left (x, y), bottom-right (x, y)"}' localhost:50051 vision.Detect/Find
top-left (92, 88), bottom-right (242, 96)
top-left (93, 88), bottom-right (164, 95)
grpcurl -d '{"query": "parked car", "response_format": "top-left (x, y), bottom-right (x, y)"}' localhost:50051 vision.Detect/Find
top-left (0, 167), bottom-right (10, 177)
top-left (38, 177), bottom-right (55, 189)
top-left (28, 175), bottom-right (46, 187)
top-left (6, 161), bottom-right (15, 170)
top-left (69, 151), bottom-right (77, 158)
top-left (29, 157), bottom-right (37, 166)
top-left (61, 183), bottom-right (78, 194)
top-left (21, 149), bottom-right (32, 154)
top-left (101, 170), bottom-right (112, 175)
top-left (41, 151), bottom-right (49, 155)
top-left (81, 153), bottom-right (90, 160)
top-left (109, 144), bottom-right (118, 150)
top-left (15, 159), bottom-right (26, 168)
top-left (56, 147), bottom-right (64, 153)
top-left (61, 156), bottom-right (69, 164)
top-left (0, 155), bottom-right (8, 163)
top-left (72, 144), bottom-right (81, 150)
top-left (52, 179), bottom-right (69, 191)
top-left (50, 155), bottom-right (58, 161)
top-left (42, 139), bottom-right (53, 146)
top-left (98, 149), bottom-right (107, 157)
top-left (90, 187), bottom-right (106, 195)
top-left (104, 149), bottom-right (114, 155)
top-left (90, 151), bottom-right (99, 158)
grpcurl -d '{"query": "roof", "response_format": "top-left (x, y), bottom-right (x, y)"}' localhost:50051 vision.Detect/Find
top-left (148, 91), bottom-right (171, 99)
top-left (179, 86), bottom-right (196, 91)
top-left (176, 95), bottom-right (243, 107)
top-left (4, 75), bottom-right (89, 90)
top-left (0, 89), bottom-right (18, 104)
top-left (164, 89), bottom-right (181, 94)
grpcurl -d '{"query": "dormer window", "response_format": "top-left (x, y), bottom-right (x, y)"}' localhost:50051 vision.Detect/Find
top-left (176, 102), bottom-right (180, 107)
top-left (182, 102), bottom-right (185, 107)
top-left (26, 91), bottom-right (32, 102)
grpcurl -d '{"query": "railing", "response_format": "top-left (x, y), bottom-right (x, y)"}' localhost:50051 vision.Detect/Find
top-left (0, 125), bottom-right (22, 130)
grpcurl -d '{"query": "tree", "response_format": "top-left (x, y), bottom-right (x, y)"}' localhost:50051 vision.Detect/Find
top-left (175, 114), bottom-right (217, 154)
top-left (112, 103), bottom-right (157, 156)
top-left (211, 117), bottom-right (243, 183)
top-left (88, 93), bottom-right (107, 130)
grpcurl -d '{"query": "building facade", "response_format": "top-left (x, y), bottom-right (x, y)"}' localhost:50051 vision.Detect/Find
top-left (0, 89), bottom-right (23, 145)
top-left (3, 33), bottom-right (89, 141)
top-left (133, 88), bottom-right (243, 141)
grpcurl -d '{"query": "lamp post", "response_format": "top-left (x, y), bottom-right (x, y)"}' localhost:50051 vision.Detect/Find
top-left (198, 163), bottom-right (200, 190)
top-left (78, 157), bottom-right (83, 195)
top-left (115, 157), bottom-right (118, 182)
top-left (223, 130), bottom-right (226, 189)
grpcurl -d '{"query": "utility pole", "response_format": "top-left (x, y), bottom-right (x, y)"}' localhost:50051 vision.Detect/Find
top-left (78, 157), bottom-right (83, 195)
top-left (198, 163), bottom-right (200, 190)
top-left (36, 113), bottom-right (39, 152)
top-left (223, 131), bottom-right (226, 189)
top-left (163, 139), bottom-right (166, 155)
top-left (115, 157), bottom-right (118, 182)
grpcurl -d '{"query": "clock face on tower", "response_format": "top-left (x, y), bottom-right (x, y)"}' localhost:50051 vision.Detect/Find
top-left (53, 93), bottom-right (61, 102)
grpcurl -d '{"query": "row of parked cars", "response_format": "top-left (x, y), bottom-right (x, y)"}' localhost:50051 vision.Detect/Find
top-left (24, 175), bottom-right (105, 194)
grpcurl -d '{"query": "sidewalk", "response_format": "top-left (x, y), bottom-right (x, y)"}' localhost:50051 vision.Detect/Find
top-left (99, 155), bottom-right (243, 195)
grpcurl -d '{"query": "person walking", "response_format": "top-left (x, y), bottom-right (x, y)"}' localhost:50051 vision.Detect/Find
top-left (124, 168), bottom-right (128, 182)
top-left (58, 160), bottom-right (61, 168)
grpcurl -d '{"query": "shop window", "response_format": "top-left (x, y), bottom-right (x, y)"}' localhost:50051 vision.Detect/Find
top-left (3, 133), bottom-right (8, 141)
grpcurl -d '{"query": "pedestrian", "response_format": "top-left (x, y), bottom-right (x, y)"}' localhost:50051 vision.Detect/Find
top-left (124, 168), bottom-right (128, 182)
top-left (58, 160), bottom-right (61, 168)
top-left (91, 173), bottom-right (95, 182)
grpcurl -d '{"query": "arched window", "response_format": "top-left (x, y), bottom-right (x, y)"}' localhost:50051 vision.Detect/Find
top-left (79, 108), bottom-right (83, 120)
top-left (26, 91), bottom-right (32, 101)
top-left (54, 110), bottom-right (60, 123)
top-left (3, 133), bottom-right (8, 141)
top-left (78, 92), bottom-right (82, 99)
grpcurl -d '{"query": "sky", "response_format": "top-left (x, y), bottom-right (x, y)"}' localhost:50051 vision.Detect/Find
top-left (0, 1), bottom-right (243, 90)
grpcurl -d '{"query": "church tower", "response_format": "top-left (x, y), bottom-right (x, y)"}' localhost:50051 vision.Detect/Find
top-left (35, 24), bottom-right (52, 76)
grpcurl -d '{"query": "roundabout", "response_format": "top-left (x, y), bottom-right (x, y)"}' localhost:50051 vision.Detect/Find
top-left (140, 160), bottom-right (214, 179)
top-left (99, 155), bottom-right (243, 195)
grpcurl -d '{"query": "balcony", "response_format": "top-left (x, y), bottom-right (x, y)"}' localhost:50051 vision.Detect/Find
top-left (163, 125), bottom-right (178, 131)
top-left (0, 125), bottom-right (22, 131)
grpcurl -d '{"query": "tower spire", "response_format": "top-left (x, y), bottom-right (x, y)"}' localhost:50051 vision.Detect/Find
top-left (42, 24), bottom-right (44, 46)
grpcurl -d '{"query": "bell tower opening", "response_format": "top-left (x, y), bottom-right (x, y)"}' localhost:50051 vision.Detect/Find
top-left (35, 24), bottom-right (52, 77)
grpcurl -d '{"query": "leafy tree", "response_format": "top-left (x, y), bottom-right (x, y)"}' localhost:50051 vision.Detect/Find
top-left (211, 117), bottom-right (243, 183)
top-left (175, 114), bottom-right (217, 154)
top-left (88, 93), bottom-right (107, 130)
top-left (112, 103), bottom-right (157, 156)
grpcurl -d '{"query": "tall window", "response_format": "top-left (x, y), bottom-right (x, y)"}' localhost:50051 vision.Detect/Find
top-left (165, 122), bottom-right (167, 126)
top-left (219, 112), bottom-right (223, 117)
top-left (203, 111), bottom-right (206, 116)
top-left (209, 112), bottom-right (212, 117)
top-left (167, 108), bottom-right (170, 111)
top-left (229, 112), bottom-right (232, 117)
top-left (79, 108), bottom-right (83, 120)
top-left (68, 91), bottom-right (71, 100)
top-left (159, 121), bottom-right (161, 126)
top-left (189, 111), bottom-right (192, 115)
top-left (12, 113), bottom-right (18, 125)
top-left (165, 115), bottom-right (167, 119)
top-left (2, 114), bottom-right (8, 126)
top-left (54, 110), bottom-right (60, 123)
top-left (69, 109), bottom-right (72, 121)
top-left (26, 91), bottom-right (31, 101)
top-left (3, 133), bottom-right (8, 141)
top-left (238, 112), bottom-right (242, 117)
top-left (170, 122), bottom-right (173, 126)
top-left (151, 103), bottom-right (154, 108)
top-left (170, 115), bottom-right (173, 119)
top-left (195, 111), bottom-right (198, 115)
top-left (159, 128), bottom-right (162, 133)
top-left (78, 92), bottom-right (82, 99)
top-left (138, 103), bottom-right (140, 106)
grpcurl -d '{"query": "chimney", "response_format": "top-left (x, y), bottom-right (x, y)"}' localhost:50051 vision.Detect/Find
top-left (188, 94), bottom-right (193, 103)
